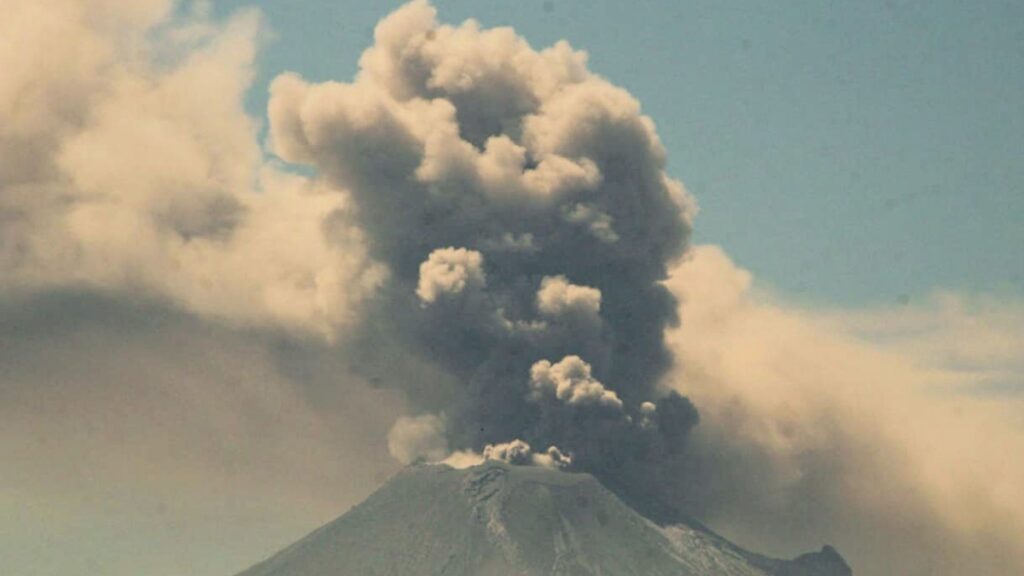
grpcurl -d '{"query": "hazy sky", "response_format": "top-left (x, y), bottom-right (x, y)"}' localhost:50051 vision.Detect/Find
top-left (2, 2), bottom-right (1022, 576)
top-left (220, 0), bottom-right (1024, 306)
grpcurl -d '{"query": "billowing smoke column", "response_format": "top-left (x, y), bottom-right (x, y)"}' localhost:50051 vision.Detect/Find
top-left (270, 0), bottom-right (698, 516)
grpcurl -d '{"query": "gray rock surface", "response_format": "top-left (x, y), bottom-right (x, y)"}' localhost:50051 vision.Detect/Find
top-left (237, 462), bottom-right (851, 576)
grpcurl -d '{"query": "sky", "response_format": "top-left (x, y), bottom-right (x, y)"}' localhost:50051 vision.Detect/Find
top-left (1, 2), bottom-right (1023, 576)
top-left (219, 0), bottom-right (1024, 306)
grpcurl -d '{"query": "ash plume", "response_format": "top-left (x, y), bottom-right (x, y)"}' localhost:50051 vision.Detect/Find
top-left (3, 2), bottom-right (1024, 574)
top-left (268, 0), bottom-right (698, 515)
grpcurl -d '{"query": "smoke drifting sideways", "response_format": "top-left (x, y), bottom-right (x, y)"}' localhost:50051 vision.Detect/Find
top-left (268, 0), bottom-right (700, 518)
top-left (4, 3), bottom-right (1023, 575)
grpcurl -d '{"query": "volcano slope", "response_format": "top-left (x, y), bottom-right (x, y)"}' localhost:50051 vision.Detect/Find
top-left (236, 462), bottom-right (851, 576)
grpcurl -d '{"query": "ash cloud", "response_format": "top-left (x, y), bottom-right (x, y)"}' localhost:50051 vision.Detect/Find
top-left (267, 0), bottom-right (699, 514)
top-left (386, 413), bottom-right (450, 464)
top-left (0, 0), bottom-right (386, 337)
top-left (4, 2), bottom-right (1023, 576)
top-left (528, 355), bottom-right (623, 411)
top-left (483, 440), bottom-right (572, 470)
top-left (536, 275), bottom-right (602, 324)
top-left (663, 246), bottom-right (1024, 575)
top-left (415, 247), bottom-right (486, 305)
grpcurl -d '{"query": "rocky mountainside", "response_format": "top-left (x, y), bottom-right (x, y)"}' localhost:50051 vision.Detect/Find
top-left (236, 462), bottom-right (851, 576)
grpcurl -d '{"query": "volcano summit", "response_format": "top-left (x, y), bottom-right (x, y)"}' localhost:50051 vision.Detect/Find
top-left (236, 461), bottom-right (850, 576)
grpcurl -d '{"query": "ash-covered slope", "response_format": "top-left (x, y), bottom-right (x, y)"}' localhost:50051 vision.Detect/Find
top-left (236, 462), bottom-right (850, 576)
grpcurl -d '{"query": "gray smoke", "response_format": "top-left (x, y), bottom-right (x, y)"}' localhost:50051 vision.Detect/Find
top-left (5, 4), bottom-right (1023, 575)
top-left (268, 0), bottom-right (699, 517)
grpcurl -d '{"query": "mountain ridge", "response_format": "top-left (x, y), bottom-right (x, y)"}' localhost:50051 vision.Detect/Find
top-left (236, 461), bottom-right (851, 576)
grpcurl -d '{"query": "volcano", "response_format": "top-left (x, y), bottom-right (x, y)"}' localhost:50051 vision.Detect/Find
top-left (235, 461), bottom-right (851, 576)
